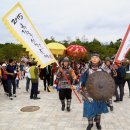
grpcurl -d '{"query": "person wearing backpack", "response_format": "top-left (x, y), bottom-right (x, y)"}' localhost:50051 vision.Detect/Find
top-left (114, 61), bottom-right (126, 102)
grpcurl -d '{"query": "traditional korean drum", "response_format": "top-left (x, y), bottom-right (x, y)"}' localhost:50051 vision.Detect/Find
top-left (86, 71), bottom-right (115, 100)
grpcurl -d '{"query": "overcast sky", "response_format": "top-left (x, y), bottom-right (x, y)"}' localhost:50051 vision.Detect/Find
top-left (0, 0), bottom-right (130, 43)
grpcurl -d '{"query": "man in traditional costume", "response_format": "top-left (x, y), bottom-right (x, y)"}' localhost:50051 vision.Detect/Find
top-left (101, 57), bottom-right (115, 111)
top-left (55, 57), bottom-right (76, 112)
top-left (80, 52), bottom-right (115, 130)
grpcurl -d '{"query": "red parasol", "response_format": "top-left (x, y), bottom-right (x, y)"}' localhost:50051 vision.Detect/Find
top-left (66, 45), bottom-right (87, 58)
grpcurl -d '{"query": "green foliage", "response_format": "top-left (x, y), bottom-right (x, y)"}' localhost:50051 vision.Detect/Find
top-left (0, 43), bottom-right (25, 61)
top-left (62, 38), bottom-right (122, 60)
top-left (0, 37), bottom-right (128, 61)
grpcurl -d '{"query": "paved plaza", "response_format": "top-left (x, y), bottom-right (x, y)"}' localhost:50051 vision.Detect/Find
top-left (0, 79), bottom-right (130, 130)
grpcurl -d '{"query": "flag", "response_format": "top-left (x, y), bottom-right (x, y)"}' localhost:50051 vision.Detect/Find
top-left (2, 3), bottom-right (56, 68)
top-left (115, 25), bottom-right (130, 62)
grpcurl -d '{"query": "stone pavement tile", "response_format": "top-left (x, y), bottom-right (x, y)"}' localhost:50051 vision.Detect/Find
top-left (57, 121), bottom-right (67, 126)
top-left (55, 126), bottom-right (65, 130)
top-left (65, 126), bottom-right (104, 130)
top-left (64, 127), bottom-right (84, 130)
top-left (67, 121), bottom-right (83, 127)
top-left (0, 79), bottom-right (130, 130)
top-left (104, 123), bottom-right (115, 129)
top-left (101, 129), bottom-right (116, 130)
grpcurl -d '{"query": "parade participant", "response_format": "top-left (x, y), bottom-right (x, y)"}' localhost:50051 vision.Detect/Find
top-left (29, 62), bottom-right (40, 100)
top-left (80, 52), bottom-right (109, 130)
top-left (55, 57), bottom-right (76, 112)
top-left (101, 57), bottom-right (114, 111)
top-left (70, 58), bottom-right (80, 75)
top-left (102, 57), bottom-right (111, 73)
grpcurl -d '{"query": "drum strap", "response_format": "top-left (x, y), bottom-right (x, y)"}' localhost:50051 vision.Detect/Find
top-left (61, 70), bottom-right (82, 103)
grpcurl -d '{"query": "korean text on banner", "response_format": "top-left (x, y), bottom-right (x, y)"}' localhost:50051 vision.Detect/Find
top-left (2, 3), bottom-right (56, 68)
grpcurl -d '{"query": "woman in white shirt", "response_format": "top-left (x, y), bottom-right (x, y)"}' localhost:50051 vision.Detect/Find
top-left (25, 62), bottom-right (31, 92)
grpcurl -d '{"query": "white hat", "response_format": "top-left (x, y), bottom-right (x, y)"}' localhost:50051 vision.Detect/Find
top-left (2, 63), bottom-right (6, 67)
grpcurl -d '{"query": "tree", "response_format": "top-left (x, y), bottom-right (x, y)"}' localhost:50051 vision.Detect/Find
top-left (0, 37), bottom-right (127, 62)
top-left (0, 43), bottom-right (25, 61)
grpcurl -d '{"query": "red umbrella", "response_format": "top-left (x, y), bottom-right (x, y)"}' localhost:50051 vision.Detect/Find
top-left (66, 45), bottom-right (87, 58)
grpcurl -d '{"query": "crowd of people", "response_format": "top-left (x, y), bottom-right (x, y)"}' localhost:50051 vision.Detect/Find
top-left (0, 54), bottom-right (130, 130)
top-left (54, 53), bottom-right (130, 130)
top-left (0, 60), bottom-right (21, 99)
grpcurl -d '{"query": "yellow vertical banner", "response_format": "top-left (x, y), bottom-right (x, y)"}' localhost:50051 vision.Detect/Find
top-left (2, 3), bottom-right (56, 68)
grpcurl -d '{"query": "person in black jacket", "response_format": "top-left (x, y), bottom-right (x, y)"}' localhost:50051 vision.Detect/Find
top-left (6, 59), bottom-right (17, 100)
top-left (114, 61), bottom-right (126, 102)
top-left (41, 65), bottom-right (51, 92)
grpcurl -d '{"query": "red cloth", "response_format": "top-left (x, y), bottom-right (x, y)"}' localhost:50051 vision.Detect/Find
top-left (66, 45), bottom-right (87, 58)
top-left (17, 72), bottom-right (20, 80)
top-left (1, 68), bottom-right (7, 80)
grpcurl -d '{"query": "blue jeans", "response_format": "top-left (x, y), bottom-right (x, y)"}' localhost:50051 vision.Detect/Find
top-left (2, 79), bottom-right (8, 93)
top-left (30, 82), bottom-right (38, 98)
top-left (26, 77), bottom-right (30, 92)
top-left (16, 79), bottom-right (19, 88)
top-left (7, 79), bottom-right (16, 97)
top-left (115, 83), bottom-right (124, 101)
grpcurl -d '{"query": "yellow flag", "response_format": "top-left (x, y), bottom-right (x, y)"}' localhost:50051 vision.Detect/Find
top-left (3, 3), bottom-right (56, 68)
